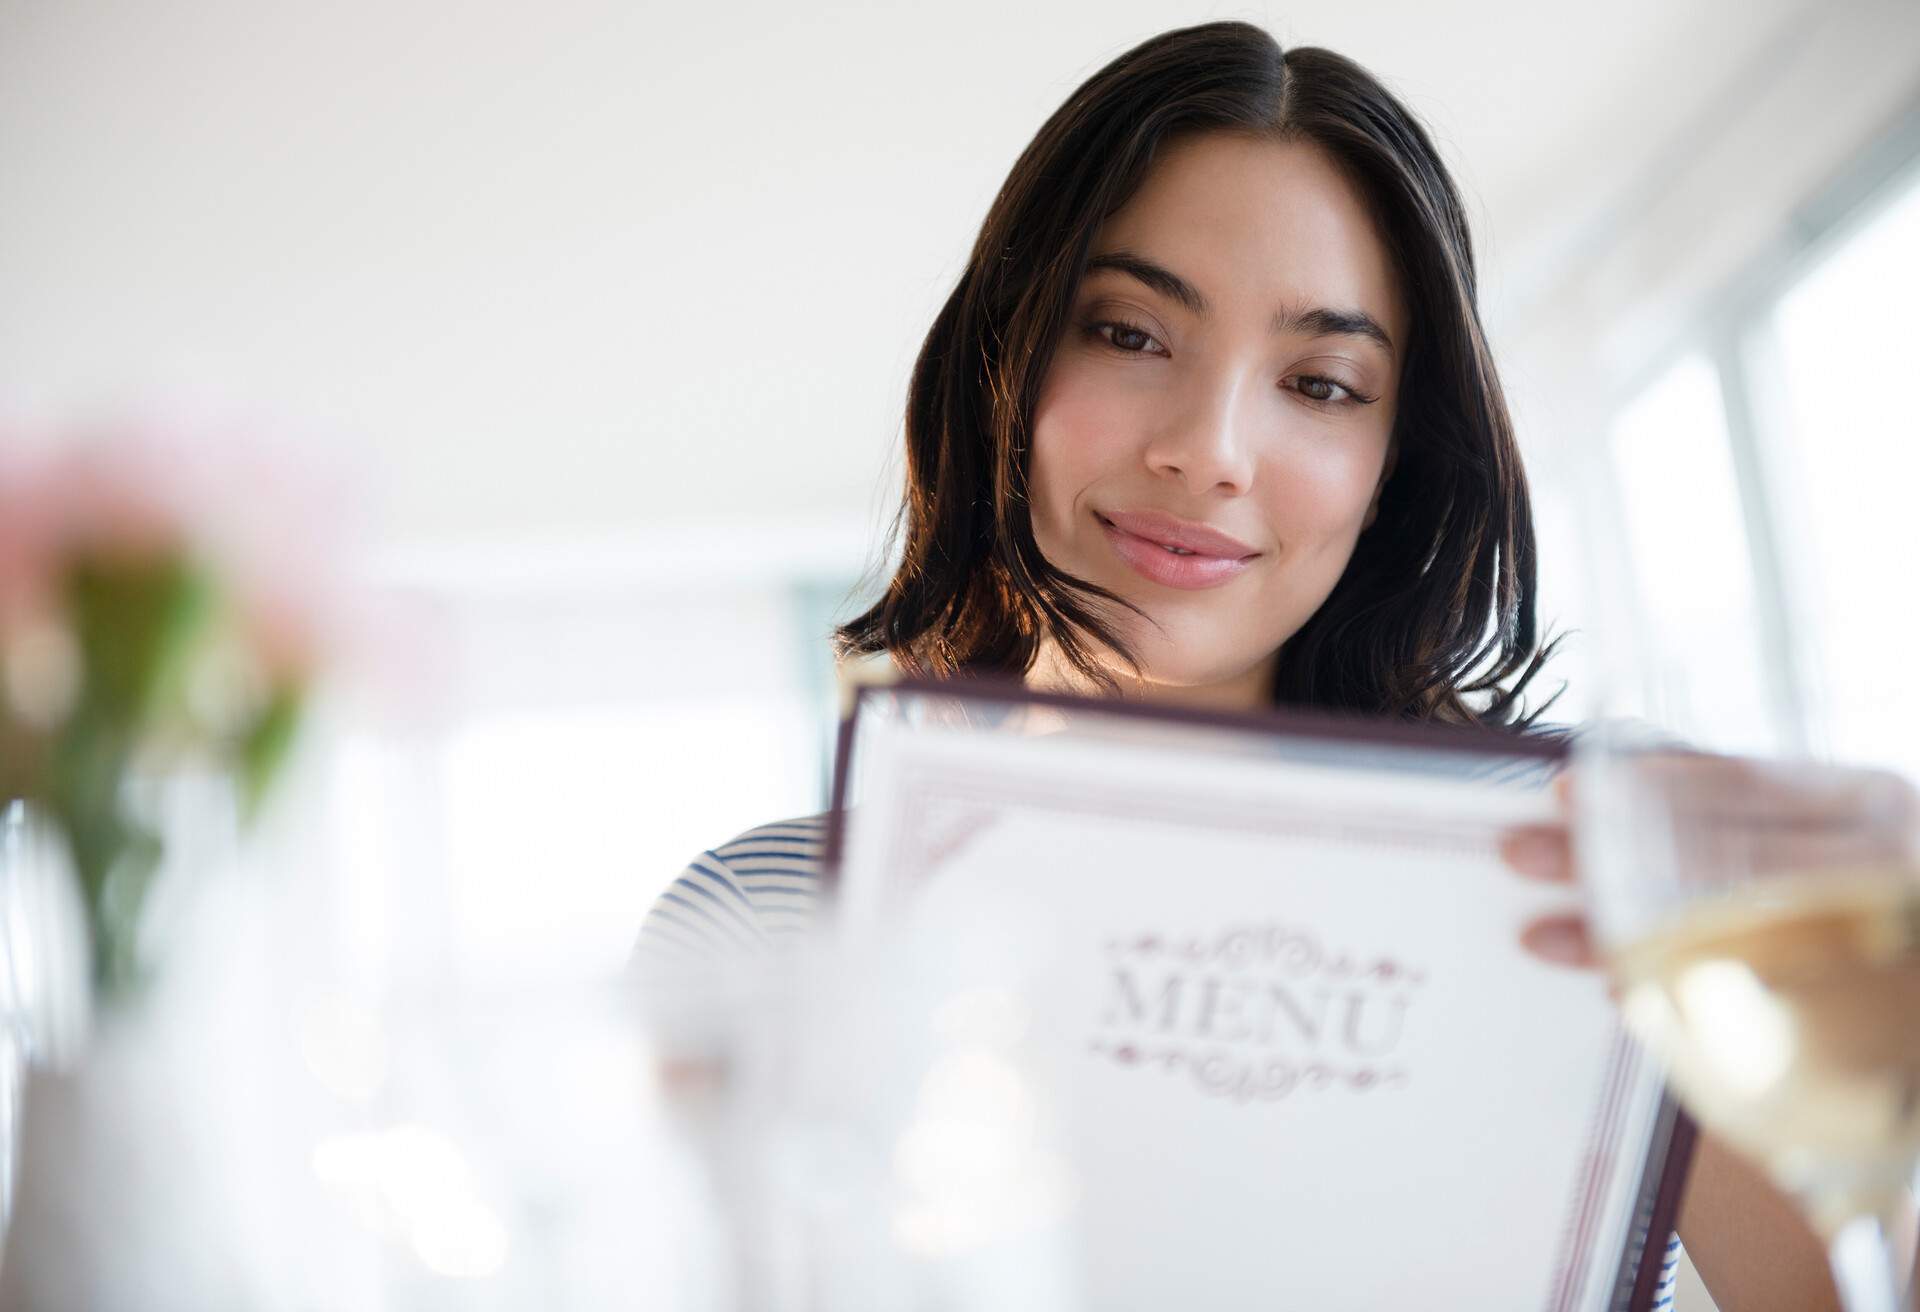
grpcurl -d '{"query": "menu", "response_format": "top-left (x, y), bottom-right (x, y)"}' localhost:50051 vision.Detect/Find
top-left (821, 677), bottom-right (1691, 1310)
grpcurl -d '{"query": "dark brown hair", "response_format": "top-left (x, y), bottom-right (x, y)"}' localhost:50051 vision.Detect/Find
top-left (835, 21), bottom-right (1558, 728)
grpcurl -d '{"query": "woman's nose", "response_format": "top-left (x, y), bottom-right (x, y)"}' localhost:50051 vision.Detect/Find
top-left (1142, 373), bottom-right (1258, 497)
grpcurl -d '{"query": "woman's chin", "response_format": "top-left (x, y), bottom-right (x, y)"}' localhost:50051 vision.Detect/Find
top-left (1026, 614), bottom-right (1278, 710)
top-left (1102, 646), bottom-right (1279, 710)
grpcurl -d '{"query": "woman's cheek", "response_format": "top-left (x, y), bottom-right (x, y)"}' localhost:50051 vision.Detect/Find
top-left (1031, 367), bottom-right (1136, 524)
top-left (1261, 441), bottom-right (1381, 551)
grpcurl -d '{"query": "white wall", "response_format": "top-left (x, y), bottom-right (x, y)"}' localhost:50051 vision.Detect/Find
top-left (0, 0), bottom-right (1837, 558)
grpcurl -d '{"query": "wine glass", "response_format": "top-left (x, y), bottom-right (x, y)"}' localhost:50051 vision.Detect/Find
top-left (1576, 730), bottom-right (1920, 1311)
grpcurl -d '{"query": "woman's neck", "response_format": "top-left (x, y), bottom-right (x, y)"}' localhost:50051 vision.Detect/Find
top-left (1025, 640), bottom-right (1277, 715)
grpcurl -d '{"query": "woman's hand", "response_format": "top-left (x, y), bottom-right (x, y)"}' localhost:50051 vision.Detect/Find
top-left (1498, 773), bottom-right (1594, 967)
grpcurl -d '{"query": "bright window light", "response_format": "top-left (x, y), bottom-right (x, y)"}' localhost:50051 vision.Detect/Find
top-left (1769, 166), bottom-right (1920, 782)
top-left (1608, 355), bottom-right (1775, 753)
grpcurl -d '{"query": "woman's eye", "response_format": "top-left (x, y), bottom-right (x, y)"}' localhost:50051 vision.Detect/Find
top-left (1290, 374), bottom-right (1371, 406)
top-left (1090, 320), bottom-right (1165, 355)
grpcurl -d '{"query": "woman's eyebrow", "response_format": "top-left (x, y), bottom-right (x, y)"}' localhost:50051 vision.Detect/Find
top-left (1085, 249), bottom-right (1396, 358)
top-left (1085, 250), bottom-right (1208, 314)
top-left (1277, 305), bottom-right (1396, 358)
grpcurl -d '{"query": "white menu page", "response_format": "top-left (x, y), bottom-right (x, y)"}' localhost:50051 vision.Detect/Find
top-left (829, 684), bottom-right (1682, 1311)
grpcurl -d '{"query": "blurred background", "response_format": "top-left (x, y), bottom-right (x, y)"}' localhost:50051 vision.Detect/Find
top-left (1, 0), bottom-right (1916, 988)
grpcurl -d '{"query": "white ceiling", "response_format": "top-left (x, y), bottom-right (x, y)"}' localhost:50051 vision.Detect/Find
top-left (0, 0), bottom-right (1839, 559)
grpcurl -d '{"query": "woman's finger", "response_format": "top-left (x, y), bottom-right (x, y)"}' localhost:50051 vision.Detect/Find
top-left (1520, 913), bottom-right (1598, 969)
top-left (1499, 823), bottom-right (1574, 883)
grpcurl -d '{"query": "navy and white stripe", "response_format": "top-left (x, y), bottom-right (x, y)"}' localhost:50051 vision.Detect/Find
top-left (1652, 1232), bottom-right (1681, 1309)
top-left (633, 813), bottom-right (829, 974)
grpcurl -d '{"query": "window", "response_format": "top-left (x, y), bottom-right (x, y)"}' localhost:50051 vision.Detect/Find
top-left (1602, 149), bottom-right (1920, 779)
top-left (1765, 166), bottom-right (1920, 782)
top-left (1606, 356), bottom-right (1775, 753)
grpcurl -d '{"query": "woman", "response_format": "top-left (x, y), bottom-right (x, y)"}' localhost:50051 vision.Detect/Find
top-left (638, 22), bottom-right (1846, 1309)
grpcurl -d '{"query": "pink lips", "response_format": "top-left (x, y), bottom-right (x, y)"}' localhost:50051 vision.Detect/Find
top-left (1096, 508), bottom-right (1259, 590)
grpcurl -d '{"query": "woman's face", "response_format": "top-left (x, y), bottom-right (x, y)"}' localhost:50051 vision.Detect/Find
top-left (1029, 132), bottom-right (1408, 702)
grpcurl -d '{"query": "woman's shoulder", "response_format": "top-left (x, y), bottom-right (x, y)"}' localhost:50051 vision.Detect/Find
top-left (634, 812), bottom-right (832, 967)
top-left (705, 811), bottom-right (833, 877)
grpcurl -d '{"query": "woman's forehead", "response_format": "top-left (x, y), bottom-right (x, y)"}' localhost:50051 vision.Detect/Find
top-left (1089, 133), bottom-right (1407, 346)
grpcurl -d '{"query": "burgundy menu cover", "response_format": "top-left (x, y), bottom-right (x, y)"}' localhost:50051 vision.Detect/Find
top-left (821, 677), bottom-right (1692, 1311)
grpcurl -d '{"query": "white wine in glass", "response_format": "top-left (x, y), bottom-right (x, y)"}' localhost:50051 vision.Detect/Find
top-left (1613, 869), bottom-right (1920, 1229)
top-left (1583, 745), bottom-right (1920, 1312)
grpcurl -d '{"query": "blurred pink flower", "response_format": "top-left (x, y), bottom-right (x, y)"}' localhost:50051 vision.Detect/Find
top-left (0, 409), bottom-right (355, 679)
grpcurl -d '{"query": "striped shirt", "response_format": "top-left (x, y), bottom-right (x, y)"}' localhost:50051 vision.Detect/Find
top-left (1654, 1232), bottom-right (1681, 1309)
top-left (633, 810), bottom-right (1690, 1305)
top-left (633, 813), bottom-right (829, 969)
